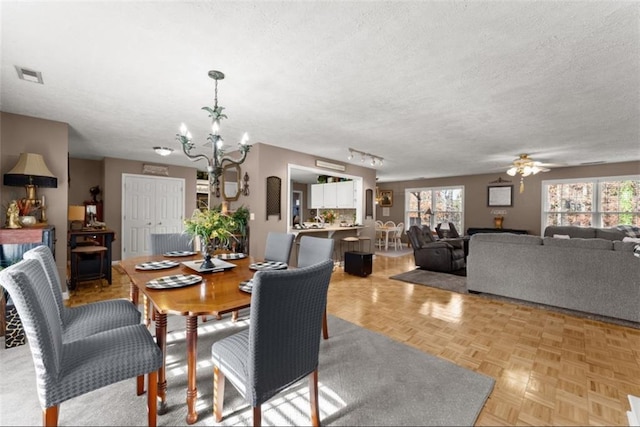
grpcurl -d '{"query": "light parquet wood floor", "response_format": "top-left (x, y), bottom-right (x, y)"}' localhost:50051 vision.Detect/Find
top-left (67, 253), bottom-right (640, 426)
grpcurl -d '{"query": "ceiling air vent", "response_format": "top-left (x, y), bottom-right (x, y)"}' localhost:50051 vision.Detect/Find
top-left (15, 66), bottom-right (43, 84)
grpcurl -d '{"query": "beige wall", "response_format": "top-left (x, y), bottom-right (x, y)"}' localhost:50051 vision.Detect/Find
top-left (5, 112), bottom-right (637, 268)
top-left (376, 161), bottom-right (640, 237)
top-left (68, 158), bottom-right (104, 206)
top-left (0, 112), bottom-right (69, 284)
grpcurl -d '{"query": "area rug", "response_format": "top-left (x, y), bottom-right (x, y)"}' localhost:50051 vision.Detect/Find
top-left (374, 247), bottom-right (413, 257)
top-left (0, 314), bottom-right (494, 426)
top-left (390, 268), bottom-right (468, 294)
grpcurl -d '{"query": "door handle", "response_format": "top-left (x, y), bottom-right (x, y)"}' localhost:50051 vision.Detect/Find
top-left (147, 222), bottom-right (152, 226)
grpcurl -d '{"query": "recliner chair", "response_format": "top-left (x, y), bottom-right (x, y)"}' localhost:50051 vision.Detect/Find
top-left (435, 222), bottom-right (460, 239)
top-left (407, 225), bottom-right (465, 273)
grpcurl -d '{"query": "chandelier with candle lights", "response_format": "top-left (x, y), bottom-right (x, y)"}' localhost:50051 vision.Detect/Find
top-left (176, 70), bottom-right (251, 198)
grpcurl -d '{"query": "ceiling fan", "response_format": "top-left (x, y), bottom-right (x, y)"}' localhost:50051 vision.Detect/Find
top-left (505, 154), bottom-right (552, 193)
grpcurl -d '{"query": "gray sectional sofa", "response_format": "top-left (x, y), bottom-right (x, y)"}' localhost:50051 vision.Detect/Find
top-left (466, 229), bottom-right (640, 323)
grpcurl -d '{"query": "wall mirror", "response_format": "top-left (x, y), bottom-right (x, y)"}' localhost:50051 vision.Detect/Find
top-left (222, 164), bottom-right (241, 201)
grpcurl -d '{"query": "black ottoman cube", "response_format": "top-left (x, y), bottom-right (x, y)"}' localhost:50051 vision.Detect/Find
top-left (344, 251), bottom-right (372, 277)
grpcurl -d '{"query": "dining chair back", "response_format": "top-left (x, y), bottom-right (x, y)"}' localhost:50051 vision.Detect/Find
top-left (149, 233), bottom-right (193, 255)
top-left (211, 259), bottom-right (334, 427)
top-left (297, 236), bottom-right (335, 340)
top-left (264, 232), bottom-right (295, 264)
top-left (297, 236), bottom-right (334, 268)
top-left (374, 221), bottom-right (384, 249)
top-left (393, 222), bottom-right (405, 250)
top-left (23, 245), bottom-right (141, 343)
top-left (0, 258), bottom-right (162, 427)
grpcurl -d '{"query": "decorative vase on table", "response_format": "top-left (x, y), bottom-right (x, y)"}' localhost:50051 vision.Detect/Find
top-left (200, 239), bottom-right (216, 269)
top-left (19, 216), bottom-right (37, 226)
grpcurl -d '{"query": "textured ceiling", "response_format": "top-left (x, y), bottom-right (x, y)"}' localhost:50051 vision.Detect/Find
top-left (1, 1), bottom-right (638, 183)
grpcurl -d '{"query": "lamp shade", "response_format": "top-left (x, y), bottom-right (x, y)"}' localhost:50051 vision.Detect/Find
top-left (68, 205), bottom-right (86, 222)
top-left (3, 153), bottom-right (58, 188)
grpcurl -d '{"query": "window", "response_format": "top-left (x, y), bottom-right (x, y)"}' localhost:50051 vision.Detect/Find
top-left (405, 186), bottom-right (464, 232)
top-left (542, 175), bottom-right (639, 230)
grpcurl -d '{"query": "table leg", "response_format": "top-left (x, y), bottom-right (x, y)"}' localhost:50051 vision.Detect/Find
top-left (385, 230), bottom-right (390, 251)
top-left (129, 283), bottom-right (139, 307)
top-left (129, 284), bottom-right (145, 394)
top-left (186, 315), bottom-right (199, 424)
top-left (155, 311), bottom-right (168, 415)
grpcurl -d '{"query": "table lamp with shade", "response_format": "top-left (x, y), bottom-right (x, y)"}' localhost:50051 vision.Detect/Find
top-left (68, 205), bottom-right (86, 231)
top-left (3, 153), bottom-right (58, 202)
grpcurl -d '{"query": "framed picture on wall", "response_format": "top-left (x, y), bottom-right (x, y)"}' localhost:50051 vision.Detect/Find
top-left (379, 190), bottom-right (393, 207)
top-left (487, 185), bottom-right (513, 207)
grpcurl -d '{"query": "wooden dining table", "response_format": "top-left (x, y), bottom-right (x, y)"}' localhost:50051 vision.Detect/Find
top-left (119, 253), bottom-right (255, 425)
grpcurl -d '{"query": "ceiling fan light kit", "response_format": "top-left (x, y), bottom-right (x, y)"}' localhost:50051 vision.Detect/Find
top-left (506, 154), bottom-right (551, 193)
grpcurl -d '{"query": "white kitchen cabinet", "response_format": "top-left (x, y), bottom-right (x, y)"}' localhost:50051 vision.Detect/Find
top-left (336, 181), bottom-right (355, 208)
top-left (310, 184), bottom-right (324, 208)
top-left (309, 181), bottom-right (355, 209)
top-left (323, 183), bottom-right (338, 208)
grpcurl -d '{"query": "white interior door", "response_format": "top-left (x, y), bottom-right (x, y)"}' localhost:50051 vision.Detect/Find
top-left (122, 174), bottom-right (185, 259)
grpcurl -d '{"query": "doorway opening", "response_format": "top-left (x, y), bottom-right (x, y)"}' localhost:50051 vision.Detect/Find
top-left (292, 190), bottom-right (303, 226)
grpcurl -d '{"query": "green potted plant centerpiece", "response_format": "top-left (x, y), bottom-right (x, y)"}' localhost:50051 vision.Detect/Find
top-left (183, 206), bottom-right (236, 257)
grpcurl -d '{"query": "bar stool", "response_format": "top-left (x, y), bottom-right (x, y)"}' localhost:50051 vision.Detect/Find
top-left (71, 245), bottom-right (108, 290)
top-left (357, 236), bottom-right (372, 253)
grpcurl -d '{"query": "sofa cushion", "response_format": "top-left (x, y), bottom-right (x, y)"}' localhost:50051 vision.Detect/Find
top-left (543, 237), bottom-right (613, 250)
top-left (596, 228), bottom-right (627, 240)
top-left (471, 233), bottom-right (543, 245)
top-left (543, 226), bottom-right (596, 239)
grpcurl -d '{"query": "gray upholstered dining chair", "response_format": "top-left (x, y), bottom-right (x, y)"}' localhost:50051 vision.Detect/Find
top-left (148, 232), bottom-right (195, 322)
top-left (23, 245), bottom-right (141, 343)
top-left (297, 236), bottom-right (334, 268)
top-left (211, 259), bottom-right (334, 427)
top-left (297, 236), bottom-right (335, 339)
top-left (149, 232), bottom-right (194, 254)
top-left (0, 258), bottom-right (163, 427)
top-left (264, 232), bottom-right (295, 264)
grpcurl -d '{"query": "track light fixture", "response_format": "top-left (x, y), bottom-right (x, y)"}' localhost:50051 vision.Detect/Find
top-left (347, 148), bottom-right (383, 167)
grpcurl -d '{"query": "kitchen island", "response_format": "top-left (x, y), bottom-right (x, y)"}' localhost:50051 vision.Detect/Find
top-left (289, 225), bottom-right (368, 265)
top-left (290, 224), bottom-right (366, 238)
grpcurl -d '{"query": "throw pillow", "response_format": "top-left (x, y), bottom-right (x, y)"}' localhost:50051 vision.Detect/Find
top-left (617, 225), bottom-right (640, 238)
top-left (623, 237), bottom-right (640, 243)
top-left (553, 234), bottom-right (571, 239)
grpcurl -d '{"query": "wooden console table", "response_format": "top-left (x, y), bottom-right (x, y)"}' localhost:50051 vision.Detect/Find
top-left (0, 225), bottom-right (56, 347)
